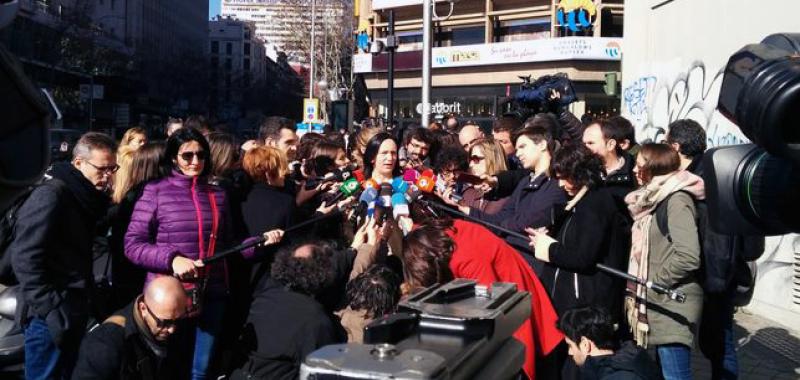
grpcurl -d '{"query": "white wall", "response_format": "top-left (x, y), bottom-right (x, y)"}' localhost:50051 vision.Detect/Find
top-left (622, 0), bottom-right (800, 329)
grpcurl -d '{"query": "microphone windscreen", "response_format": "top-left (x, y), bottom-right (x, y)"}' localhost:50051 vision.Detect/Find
top-left (391, 177), bottom-right (409, 194)
top-left (402, 169), bottom-right (419, 183)
top-left (359, 187), bottom-right (378, 203)
top-left (353, 169), bottom-right (365, 183)
top-left (416, 175), bottom-right (435, 193)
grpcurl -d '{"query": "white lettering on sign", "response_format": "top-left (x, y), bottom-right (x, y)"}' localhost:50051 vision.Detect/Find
top-left (416, 101), bottom-right (462, 115)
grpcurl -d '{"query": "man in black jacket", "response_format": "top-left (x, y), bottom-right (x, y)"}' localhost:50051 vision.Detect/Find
top-left (10, 132), bottom-right (116, 379)
top-left (231, 242), bottom-right (346, 380)
top-left (72, 276), bottom-right (190, 380)
top-left (558, 306), bottom-right (660, 380)
top-left (446, 124), bottom-right (568, 258)
top-left (581, 119), bottom-right (636, 190)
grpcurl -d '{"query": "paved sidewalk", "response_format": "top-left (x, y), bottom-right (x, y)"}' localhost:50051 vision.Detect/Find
top-left (692, 310), bottom-right (800, 379)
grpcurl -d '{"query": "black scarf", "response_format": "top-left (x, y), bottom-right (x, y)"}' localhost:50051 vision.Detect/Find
top-left (48, 162), bottom-right (110, 220)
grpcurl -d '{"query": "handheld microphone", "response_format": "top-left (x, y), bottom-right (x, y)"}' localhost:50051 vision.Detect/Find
top-left (391, 176), bottom-right (409, 195)
top-left (350, 187), bottom-right (378, 226)
top-left (327, 177), bottom-right (362, 204)
top-left (374, 183), bottom-right (393, 225)
top-left (391, 192), bottom-right (409, 219)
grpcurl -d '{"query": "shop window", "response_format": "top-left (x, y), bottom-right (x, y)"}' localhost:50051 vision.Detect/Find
top-left (495, 18), bottom-right (550, 42)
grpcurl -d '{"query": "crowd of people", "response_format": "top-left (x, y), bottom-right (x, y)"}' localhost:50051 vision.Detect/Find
top-left (5, 108), bottom-right (761, 380)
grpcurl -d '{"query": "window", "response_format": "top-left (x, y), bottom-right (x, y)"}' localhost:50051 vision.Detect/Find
top-left (225, 58), bottom-right (232, 70)
top-left (435, 25), bottom-right (485, 47)
top-left (244, 43), bottom-right (251, 56)
top-left (244, 59), bottom-right (250, 70)
top-left (495, 18), bottom-right (551, 42)
top-left (212, 41), bottom-right (219, 54)
top-left (226, 42), bottom-right (232, 55)
top-left (600, 8), bottom-right (623, 37)
top-left (397, 30), bottom-right (423, 51)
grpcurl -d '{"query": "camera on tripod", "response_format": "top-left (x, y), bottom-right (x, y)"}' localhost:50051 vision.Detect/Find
top-left (300, 279), bottom-right (531, 380)
top-left (706, 33), bottom-right (800, 236)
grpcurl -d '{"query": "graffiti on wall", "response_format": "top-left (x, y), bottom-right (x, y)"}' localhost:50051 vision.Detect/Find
top-left (622, 60), bottom-right (749, 148)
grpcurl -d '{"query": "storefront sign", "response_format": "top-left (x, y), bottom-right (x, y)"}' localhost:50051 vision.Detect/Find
top-left (354, 37), bottom-right (622, 73)
top-left (416, 101), bottom-right (462, 115)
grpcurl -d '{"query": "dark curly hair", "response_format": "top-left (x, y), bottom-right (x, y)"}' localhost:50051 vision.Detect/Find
top-left (666, 119), bottom-right (707, 159)
top-left (432, 144), bottom-right (468, 173)
top-left (346, 265), bottom-right (402, 318)
top-left (270, 241), bottom-right (333, 295)
top-left (552, 143), bottom-right (605, 189)
top-left (402, 224), bottom-right (457, 291)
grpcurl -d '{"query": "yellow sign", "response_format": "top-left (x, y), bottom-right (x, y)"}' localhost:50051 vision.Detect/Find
top-left (303, 98), bottom-right (320, 123)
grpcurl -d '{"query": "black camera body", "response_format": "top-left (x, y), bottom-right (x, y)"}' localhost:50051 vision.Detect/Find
top-left (300, 279), bottom-right (531, 380)
top-left (706, 33), bottom-right (800, 235)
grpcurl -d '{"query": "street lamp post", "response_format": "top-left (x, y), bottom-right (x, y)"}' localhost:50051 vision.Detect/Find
top-left (387, 9), bottom-right (395, 128)
top-left (421, 0), bottom-right (432, 127)
top-left (309, 0), bottom-right (316, 99)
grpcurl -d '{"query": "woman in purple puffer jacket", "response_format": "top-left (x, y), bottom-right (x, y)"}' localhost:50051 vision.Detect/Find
top-left (124, 128), bottom-right (281, 380)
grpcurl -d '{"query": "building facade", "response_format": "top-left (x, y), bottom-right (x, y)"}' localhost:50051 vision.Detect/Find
top-left (209, 18), bottom-right (267, 121)
top-left (221, 0), bottom-right (348, 63)
top-left (355, 0), bottom-right (623, 127)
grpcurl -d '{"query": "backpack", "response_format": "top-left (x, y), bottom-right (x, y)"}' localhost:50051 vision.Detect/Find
top-left (0, 187), bottom-right (38, 285)
top-left (655, 191), bottom-right (765, 294)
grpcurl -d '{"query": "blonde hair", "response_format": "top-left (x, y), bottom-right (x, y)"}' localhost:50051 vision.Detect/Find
top-left (243, 146), bottom-right (288, 183)
top-left (469, 138), bottom-right (507, 176)
top-left (352, 127), bottom-right (384, 168)
top-left (112, 145), bottom-right (137, 203)
top-left (120, 127), bottom-right (146, 148)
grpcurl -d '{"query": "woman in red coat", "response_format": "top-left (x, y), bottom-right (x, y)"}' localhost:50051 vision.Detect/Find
top-left (403, 217), bottom-right (563, 380)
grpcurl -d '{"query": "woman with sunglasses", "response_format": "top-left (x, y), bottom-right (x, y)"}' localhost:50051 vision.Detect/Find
top-left (124, 128), bottom-right (274, 380)
top-left (460, 138), bottom-right (509, 215)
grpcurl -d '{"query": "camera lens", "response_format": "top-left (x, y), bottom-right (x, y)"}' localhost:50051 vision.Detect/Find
top-left (735, 148), bottom-right (800, 233)
top-left (736, 54), bottom-right (800, 165)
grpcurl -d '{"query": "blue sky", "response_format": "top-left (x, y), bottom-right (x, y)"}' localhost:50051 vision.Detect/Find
top-left (209, 0), bottom-right (220, 20)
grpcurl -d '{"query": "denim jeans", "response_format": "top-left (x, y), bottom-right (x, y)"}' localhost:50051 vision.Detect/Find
top-left (700, 291), bottom-right (738, 379)
top-left (657, 343), bottom-right (693, 380)
top-left (191, 290), bottom-right (227, 380)
top-left (24, 317), bottom-right (79, 380)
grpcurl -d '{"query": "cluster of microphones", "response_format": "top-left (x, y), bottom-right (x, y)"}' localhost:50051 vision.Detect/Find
top-left (304, 164), bottom-right (455, 231)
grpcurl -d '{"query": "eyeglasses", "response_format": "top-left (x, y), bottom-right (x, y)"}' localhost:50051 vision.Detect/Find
top-left (179, 151), bottom-right (207, 162)
top-left (469, 155), bottom-right (485, 164)
top-left (85, 161), bottom-right (120, 174)
top-left (143, 302), bottom-right (181, 329)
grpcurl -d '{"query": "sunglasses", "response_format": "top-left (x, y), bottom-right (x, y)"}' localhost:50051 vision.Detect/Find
top-left (179, 151), bottom-right (207, 162)
top-left (144, 302), bottom-right (182, 329)
top-left (469, 155), bottom-right (485, 164)
top-left (85, 161), bottom-right (120, 174)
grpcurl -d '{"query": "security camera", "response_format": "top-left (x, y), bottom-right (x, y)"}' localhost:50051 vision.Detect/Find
top-left (369, 39), bottom-right (385, 55)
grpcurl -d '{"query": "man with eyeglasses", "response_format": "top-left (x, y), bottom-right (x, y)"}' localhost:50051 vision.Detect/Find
top-left (73, 276), bottom-right (191, 379)
top-left (9, 132), bottom-right (117, 379)
top-left (458, 123), bottom-right (484, 151)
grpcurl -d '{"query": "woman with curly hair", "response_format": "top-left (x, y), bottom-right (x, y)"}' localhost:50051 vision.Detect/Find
top-left (526, 143), bottom-right (631, 322)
